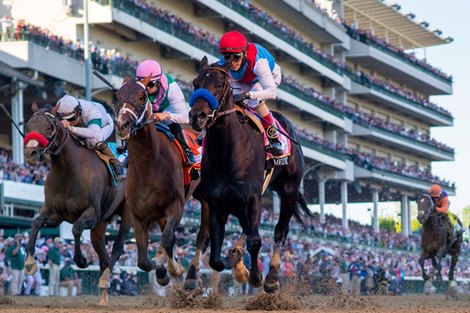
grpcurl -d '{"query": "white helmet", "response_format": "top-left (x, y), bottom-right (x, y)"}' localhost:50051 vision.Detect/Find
top-left (56, 95), bottom-right (80, 120)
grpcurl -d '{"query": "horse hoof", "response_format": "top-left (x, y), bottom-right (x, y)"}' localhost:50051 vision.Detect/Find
top-left (25, 262), bottom-right (38, 275)
top-left (249, 271), bottom-right (263, 288)
top-left (74, 256), bottom-right (88, 268)
top-left (157, 272), bottom-right (170, 286)
top-left (184, 279), bottom-right (199, 291)
top-left (209, 260), bottom-right (225, 272)
top-left (263, 281), bottom-right (279, 293)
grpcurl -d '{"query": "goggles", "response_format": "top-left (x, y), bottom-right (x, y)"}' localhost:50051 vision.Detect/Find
top-left (222, 52), bottom-right (244, 61)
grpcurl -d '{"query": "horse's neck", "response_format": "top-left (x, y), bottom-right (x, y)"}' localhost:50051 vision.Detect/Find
top-left (425, 213), bottom-right (444, 231)
top-left (50, 137), bottom-right (82, 173)
top-left (127, 124), bottom-right (162, 165)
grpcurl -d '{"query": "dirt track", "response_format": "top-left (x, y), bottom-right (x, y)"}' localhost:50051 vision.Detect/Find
top-left (1, 292), bottom-right (469, 313)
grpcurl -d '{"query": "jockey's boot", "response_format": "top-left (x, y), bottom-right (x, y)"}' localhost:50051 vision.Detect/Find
top-left (169, 123), bottom-right (197, 165)
top-left (266, 125), bottom-right (283, 156)
top-left (95, 141), bottom-right (126, 181)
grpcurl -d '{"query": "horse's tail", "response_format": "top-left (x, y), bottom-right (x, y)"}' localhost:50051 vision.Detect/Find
top-left (294, 191), bottom-right (313, 230)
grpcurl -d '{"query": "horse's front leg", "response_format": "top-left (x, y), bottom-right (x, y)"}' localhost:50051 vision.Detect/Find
top-left (160, 205), bottom-right (184, 281)
top-left (25, 210), bottom-right (62, 275)
top-left (90, 221), bottom-right (111, 305)
top-left (133, 217), bottom-right (154, 272)
top-left (418, 252), bottom-right (430, 281)
top-left (72, 206), bottom-right (99, 268)
top-left (184, 199), bottom-right (209, 290)
top-left (432, 254), bottom-right (444, 283)
top-left (209, 206), bottom-right (228, 272)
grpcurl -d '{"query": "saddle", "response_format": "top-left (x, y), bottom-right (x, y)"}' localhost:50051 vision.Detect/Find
top-left (95, 142), bottom-right (126, 186)
top-left (156, 123), bottom-right (201, 185)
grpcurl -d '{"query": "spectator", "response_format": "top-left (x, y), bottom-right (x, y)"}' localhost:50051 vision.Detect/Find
top-left (59, 258), bottom-right (82, 296)
top-left (5, 234), bottom-right (25, 296)
top-left (48, 237), bottom-right (62, 296)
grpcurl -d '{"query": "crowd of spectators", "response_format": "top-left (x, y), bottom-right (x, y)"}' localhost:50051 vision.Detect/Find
top-left (344, 23), bottom-right (452, 82)
top-left (0, 149), bottom-right (49, 185)
top-left (294, 126), bottom-right (455, 188)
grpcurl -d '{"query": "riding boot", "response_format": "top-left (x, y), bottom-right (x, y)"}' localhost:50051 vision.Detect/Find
top-left (169, 123), bottom-right (197, 165)
top-left (95, 141), bottom-right (126, 181)
top-left (266, 125), bottom-right (283, 156)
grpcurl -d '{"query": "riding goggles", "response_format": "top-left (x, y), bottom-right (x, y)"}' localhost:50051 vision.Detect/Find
top-left (146, 79), bottom-right (161, 89)
top-left (222, 52), bottom-right (244, 61)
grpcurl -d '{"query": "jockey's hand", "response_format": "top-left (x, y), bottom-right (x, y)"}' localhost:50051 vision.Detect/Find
top-left (61, 120), bottom-right (73, 131)
top-left (153, 112), bottom-right (171, 122)
top-left (233, 91), bottom-right (250, 104)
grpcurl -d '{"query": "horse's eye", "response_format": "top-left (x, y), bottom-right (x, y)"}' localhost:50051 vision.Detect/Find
top-left (217, 83), bottom-right (223, 89)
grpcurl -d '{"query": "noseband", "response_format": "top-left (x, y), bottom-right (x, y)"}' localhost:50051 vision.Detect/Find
top-left (25, 112), bottom-right (69, 156)
top-left (193, 66), bottom-right (237, 128)
top-left (116, 81), bottom-right (155, 138)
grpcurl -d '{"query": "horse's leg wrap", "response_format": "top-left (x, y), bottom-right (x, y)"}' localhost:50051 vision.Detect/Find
top-left (264, 243), bottom-right (282, 293)
top-left (231, 234), bottom-right (249, 284)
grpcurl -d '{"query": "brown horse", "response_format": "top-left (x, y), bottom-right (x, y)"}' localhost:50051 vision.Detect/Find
top-left (189, 57), bottom-right (311, 293)
top-left (114, 77), bottom-right (208, 290)
top-left (417, 194), bottom-right (463, 288)
top-left (23, 104), bottom-right (133, 304)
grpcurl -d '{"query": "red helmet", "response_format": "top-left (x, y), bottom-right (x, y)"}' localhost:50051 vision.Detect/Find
top-left (428, 184), bottom-right (442, 197)
top-left (219, 31), bottom-right (247, 53)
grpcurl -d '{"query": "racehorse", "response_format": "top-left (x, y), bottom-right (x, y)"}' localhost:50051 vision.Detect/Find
top-left (23, 104), bottom-right (133, 305)
top-left (189, 56), bottom-right (311, 293)
top-left (417, 194), bottom-right (463, 286)
top-left (114, 76), bottom-right (209, 290)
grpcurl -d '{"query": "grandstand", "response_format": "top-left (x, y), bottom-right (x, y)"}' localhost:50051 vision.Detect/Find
top-left (0, 0), bottom-right (463, 290)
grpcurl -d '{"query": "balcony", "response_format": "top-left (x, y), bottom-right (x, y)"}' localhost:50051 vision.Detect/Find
top-left (193, 0), bottom-right (349, 88)
top-left (351, 123), bottom-right (454, 161)
top-left (347, 39), bottom-right (452, 95)
top-left (298, 137), bottom-right (349, 170)
top-left (354, 166), bottom-right (456, 196)
top-left (260, 0), bottom-right (349, 48)
top-left (350, 80), bottom-right (453, 127)
top-left (0, 41), bottom-right (117, 90)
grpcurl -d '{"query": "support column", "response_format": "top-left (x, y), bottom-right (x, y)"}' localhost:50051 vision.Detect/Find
top-left (11, 82), bottom-right (25, 164)
top-left (401, 195), bottom-right (409, 237)
top-left (273, 193), bottom-right (280, 216)
top-left (372, 190), bottom-right (379, 233)
top-left (319, 179), bottom-right (326, 223)
top-left (341, 181), bottom-right (348, 229)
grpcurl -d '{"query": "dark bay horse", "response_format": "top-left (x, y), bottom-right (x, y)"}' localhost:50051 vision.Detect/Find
top-left (23, 104), bottom-right (133, 304)
top-left (114, 77), bottom-right (208, 290)
top-left (189, 57), bottom-right (311, 293)
top-left (417, 194), bottom-right (462, 287)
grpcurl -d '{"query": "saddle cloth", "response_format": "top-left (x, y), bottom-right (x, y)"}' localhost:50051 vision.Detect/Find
top-left (156, 123), bottom-right (201, 185)
top-left (235, 106), bottom-right (292, 162)
top-left (96, 142), bottom-right (126, 186)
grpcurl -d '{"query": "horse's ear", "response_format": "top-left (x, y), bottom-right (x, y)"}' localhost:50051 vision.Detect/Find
top-left (31, 102), bottom-right (38, 112)
top-left (122, 75), bottom-right (131, 85)
top-left (50, 103), bottom-right (60, 116)
top-left (200, 56), bottom-right (209, 70)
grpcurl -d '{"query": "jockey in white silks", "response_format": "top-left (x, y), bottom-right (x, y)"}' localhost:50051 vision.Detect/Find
top-left (56, 95), bottom-right (125, 180)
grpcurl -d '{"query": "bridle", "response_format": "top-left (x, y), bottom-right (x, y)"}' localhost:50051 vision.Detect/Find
top-left (197, 66), bottom-right (237, 128)
top-left (417, 194), bottom-right (437, 224)
top-left (116, 80), bottom-right (155, 139)
top-left (26, 111), bottom-right (69, 156)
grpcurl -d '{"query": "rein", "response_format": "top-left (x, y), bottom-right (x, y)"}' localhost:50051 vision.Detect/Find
top-left (26, 112), bottom-right (70, 156)
top-left (197, 66), bottom-right (237, 128)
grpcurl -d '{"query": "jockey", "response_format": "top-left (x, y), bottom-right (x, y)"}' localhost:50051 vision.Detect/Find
top-left (218, 30), bottom-right (283, 156)
top-left (56, 95), bottom-right (125, 180)
top-left (135, 59), bottom-right (197, 165)
top-left (428, 184), bottom-right (464, 238)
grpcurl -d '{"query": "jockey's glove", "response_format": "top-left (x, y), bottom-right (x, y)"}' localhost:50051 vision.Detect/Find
top-left (233, 91), bottom-right (250, 104)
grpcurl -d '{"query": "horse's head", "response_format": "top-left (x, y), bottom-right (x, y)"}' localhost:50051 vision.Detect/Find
top-left (189, 56), bottom-right (233, 131)
top-left (417, 193), bottom-right (434, 224)
top-left (24, 103), bottom-right (63, 165)
top-left (114, 76), bottom-right (151, 140)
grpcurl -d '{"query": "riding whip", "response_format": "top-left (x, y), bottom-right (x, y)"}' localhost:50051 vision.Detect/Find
top-left (93, 70), bottom-right (116, 90)
top-left (238, 102), bottom-right (299, 145)
top-left (0, 102), bottom-right (25, 138)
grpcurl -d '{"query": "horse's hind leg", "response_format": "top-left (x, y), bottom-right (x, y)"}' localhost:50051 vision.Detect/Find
top-left (25, 211), bottom-right (62, 274)
top-left (419, 252), bottom-right (430, 281)
top-left (184, 199), bottom-right (209, 290)
top-left (264, 190), bottom-right (298, 293)
top-left (90, 221), bottom-right (110, 305)
top-left (134, 218), bottom-right (154, 272)
top-left (72, 207), bottom-right (98, 268)
top-left (108, 202), bottom-right (133, 272)
top-left (160, 211), bottom-right (184, 280)
top-left (448, 254), bottom-right (459, 283)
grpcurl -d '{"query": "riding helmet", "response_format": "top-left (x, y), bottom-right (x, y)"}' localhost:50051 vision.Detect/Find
top-left (428, 184), bottom-right (442, 197)
top-left (219, 30), bottom-right (248, 53)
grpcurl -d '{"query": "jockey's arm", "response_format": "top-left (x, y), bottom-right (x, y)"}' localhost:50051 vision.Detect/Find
top-left (435, 196), bottom-right (449, 214)
top-left (249, 59), bottom-right (277, 101)
top-left (69, 122), bottom-right (102, 141)
top-left (165, 82), bottom-right (189, 124)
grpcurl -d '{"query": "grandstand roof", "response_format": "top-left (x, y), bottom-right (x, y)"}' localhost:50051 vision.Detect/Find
top-left (343, 0), bottom-right (449, 50)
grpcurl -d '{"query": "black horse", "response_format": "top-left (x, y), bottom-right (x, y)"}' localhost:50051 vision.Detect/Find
top-left (189, 57), bottom-right (310, 293)
top-left (417, 194), bottom-right (463, 286)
